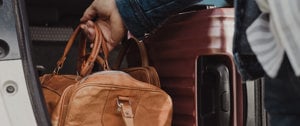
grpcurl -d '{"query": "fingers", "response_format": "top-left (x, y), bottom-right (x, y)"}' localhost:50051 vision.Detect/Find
top-left (80, 20), bottom-right (96, 41)
top-left (95, 21), bottom-right (122, 52)
top-left (80, 21), bottom-right (114, 51)
top-left (106, 43), bottom-right (118, 52)
top-left (80, 20), bottom-right (124, 52)
top-left (80, 0), bottom-right (126, 52)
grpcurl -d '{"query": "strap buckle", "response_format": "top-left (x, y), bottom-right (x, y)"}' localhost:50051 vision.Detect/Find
top-left (117, 96), bottom-right (133, 118)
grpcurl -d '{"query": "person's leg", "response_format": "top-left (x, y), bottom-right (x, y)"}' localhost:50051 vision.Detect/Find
top-left (264, 56), bottom-right (300, 126)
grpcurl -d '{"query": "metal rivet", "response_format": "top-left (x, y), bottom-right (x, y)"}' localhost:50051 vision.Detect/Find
top-left (3, 81), bottom-right (18, 95)
top-left (6, 85), bottom-right (15, 93)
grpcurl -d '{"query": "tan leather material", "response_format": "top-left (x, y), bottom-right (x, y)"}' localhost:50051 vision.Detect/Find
top-left (40, 74), bottom-right (81, 115)
top-left (40, 24), bottom-right (169, 125)
top-left (40, 24), bottom-right (162, 117)
top-left (118, 96), bottom-right (134, 126)
top-left (55, 26), bottom-right (80, 69)
top-left (113, 38), bottom-right (161, 87)
top-left (122, 66), bottom-right (160, 87)
top-left (51, 71), bottom-right (173, 126)
top-left (55, 25), bottom-right (101, 75)
top-left (77, 25), bottom-right (103, 76)
top-left (40, 24), bottom-right (104, 116)
top-left (114, 38), bottom-right (149, 68)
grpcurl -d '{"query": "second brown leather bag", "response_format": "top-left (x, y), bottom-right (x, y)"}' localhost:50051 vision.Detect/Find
top-left (113, 38), bottom-right (160, 87)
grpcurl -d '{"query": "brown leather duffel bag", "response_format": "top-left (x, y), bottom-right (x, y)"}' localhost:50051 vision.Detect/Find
top-left (49, 32), bottom-right (172, 125)
top-left (51, 71), bottom-right (172, 126)
top-left (40, 24), bottom-right (104, 115)
top-left (40, 23), bottom-right (169, 125)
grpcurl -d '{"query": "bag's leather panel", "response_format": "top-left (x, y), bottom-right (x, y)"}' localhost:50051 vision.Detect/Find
top-left (39, 25), bottom-right (103, 115)
top-left (114, 38), bottom-right (161, 87)
top-left (51, 71), bottom-right (172, 126)
top-left (40, 74), bottom-right (81, 115)
top-left (122, 66), bottom-right (160, 87)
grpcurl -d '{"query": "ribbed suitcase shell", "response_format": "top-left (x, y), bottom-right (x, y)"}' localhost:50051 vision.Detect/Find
top-left (138, 8), bottom-right (243, 126)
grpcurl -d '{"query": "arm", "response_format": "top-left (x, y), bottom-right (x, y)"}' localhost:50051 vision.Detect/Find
top-left (116, 0), bottom-right (200, 39)
top-left (80, 0), bottom-right (199, 51)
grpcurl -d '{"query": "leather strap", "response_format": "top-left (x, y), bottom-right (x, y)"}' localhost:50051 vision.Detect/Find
top-left (77, 25), bottom-right (111, 71)
top-left (117, 96), bottom-right (134, 126)
top-left (77, 25), bottom-right (103, 76)
top-left (78, 53), bottom-right (110, 71)
top-left (54, 26), bottom-right (81, 74)
top-left (99, 31), bottom-right (110, 70)
top-left (96, 54), bottom-right (110, 70)
top-left (54, 24), bottom-right (102, 76)
top-left (113, 38), bottom-right (149, 69)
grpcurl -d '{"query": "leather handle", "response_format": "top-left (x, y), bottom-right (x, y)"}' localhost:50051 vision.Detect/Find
top-left (54, 24), bottom-right (102, 76)
top-left (77, 25), bottom-right (110, 76)
top-left (113, 38), bottom-right (149, 69)
top-left (77, 25), bottom-right (110, 73)
top-left (78, 54), bottom-right (111, 71)
top-left (55, 26), bottom-right (81, 73)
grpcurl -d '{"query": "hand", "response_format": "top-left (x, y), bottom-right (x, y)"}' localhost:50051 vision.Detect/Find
top-left (80, 0), bottom-right (126, 52)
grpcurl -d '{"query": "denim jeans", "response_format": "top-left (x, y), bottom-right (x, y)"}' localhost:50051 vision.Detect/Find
top-left (264, 55), bottom-right (300, 126)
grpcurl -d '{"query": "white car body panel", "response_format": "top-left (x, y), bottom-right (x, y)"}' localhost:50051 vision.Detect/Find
top-left (0, 60), bottom-right (37, 126)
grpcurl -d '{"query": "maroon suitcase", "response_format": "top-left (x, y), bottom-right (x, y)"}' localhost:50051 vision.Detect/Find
top-left (126, 8), bottom-right (243, 126)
